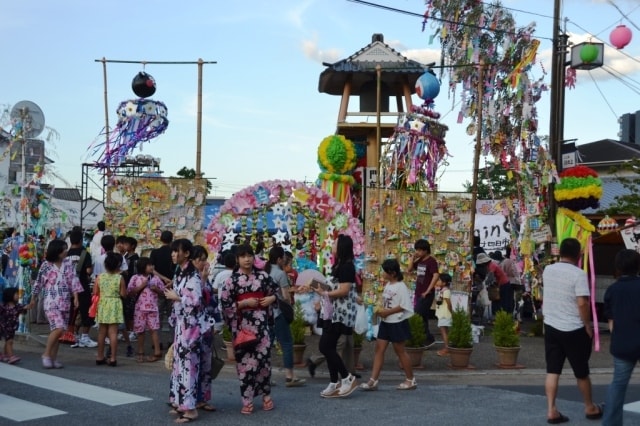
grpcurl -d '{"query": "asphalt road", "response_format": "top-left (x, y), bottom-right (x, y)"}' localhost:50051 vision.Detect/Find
top-left (2, 322), bottom-right (640, 425)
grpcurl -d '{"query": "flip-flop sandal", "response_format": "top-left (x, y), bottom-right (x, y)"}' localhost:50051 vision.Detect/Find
top-left (175, 414), bottom-right (197, 423)
top-left (136, 353), bottom-right (145, 363)
top-left (146, 353), bottom-right (162, 362)
top-left (240, 403), bottom-right (254, 415)
top-left (547, 413), bottom-right (569, 424)
top-left (585, 404), bottom-right (603, 420)
top-left (262, 397), bottom-right (274, 411)
top-left (7, 356), bottom-right (21, 364)
top-left (196, 403), bottom-right (216, 412)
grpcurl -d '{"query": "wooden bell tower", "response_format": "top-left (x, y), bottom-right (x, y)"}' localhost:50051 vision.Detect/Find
top-left (318, 33), bottom-right (427, 182)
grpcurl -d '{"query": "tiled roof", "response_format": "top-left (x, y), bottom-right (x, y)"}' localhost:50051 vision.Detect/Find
top-left (583, 176), bottom-right (632, 213)
top-left (319, 34), bottom-right (428, 95)
top-left (577, 139), bottom-right (640, 165)
top-left (40, 186), bottom-right (82, 202)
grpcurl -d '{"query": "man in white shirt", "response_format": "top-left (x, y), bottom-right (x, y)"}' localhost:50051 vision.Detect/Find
top-left (542, 237), bottom-right (602, 423)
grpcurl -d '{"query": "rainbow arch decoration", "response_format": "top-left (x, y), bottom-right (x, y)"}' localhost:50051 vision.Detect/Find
top-left (205, 179), bottom-right (364, 274)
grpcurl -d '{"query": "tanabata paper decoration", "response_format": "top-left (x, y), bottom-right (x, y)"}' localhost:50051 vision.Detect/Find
top-left (597, 215), bottom-right (618, 234)
top-left (317, 135), bottom-right (357, 213)
top-left (554, 165), bottom-right (601, 351)
top-left (90, 99), bottom-right (168, 169)
top-left (206, 180), bottom-right (364, 275)
top-left (382, 104), bottom-right (449, 190)
top-left (554, 165), bottom-right (602, 211)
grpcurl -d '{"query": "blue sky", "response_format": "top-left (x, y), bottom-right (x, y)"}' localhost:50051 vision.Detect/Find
top-left (2, 0), bottom-right (640, 199)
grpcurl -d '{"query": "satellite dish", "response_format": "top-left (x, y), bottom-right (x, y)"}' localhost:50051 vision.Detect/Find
top-left (10, 100), bottom-right (45, 139)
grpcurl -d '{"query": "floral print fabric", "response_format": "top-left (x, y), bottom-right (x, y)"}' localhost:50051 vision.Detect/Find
top-left (168, 262), bottom-right (208, 411)
top-left (96, 273), bottom-right (124, 324)
top-left (220, 269), bottom-right (278, 406)
top-left (33, 259), bottom-right (84, 330)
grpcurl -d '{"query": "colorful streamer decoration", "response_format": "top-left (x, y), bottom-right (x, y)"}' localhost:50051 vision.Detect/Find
top-left (91, 99), bottom-right (168, 169)
top-left (317, 135), bottom-right (357, 213)
top-left (383, 104), bottom-right (449, 190)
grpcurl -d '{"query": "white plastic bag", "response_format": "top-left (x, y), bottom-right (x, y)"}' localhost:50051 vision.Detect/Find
top-left (354, 303), bottom-right (367, 334)
top-left (478, 286), bottom-right (491, 307)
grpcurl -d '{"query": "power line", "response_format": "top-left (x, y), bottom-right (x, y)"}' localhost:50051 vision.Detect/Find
top-left (478, 1), bottom-right (554, 20)
top-left (345, 0), bottom-right (554, 42)
top-left (587, 71), bottom-right (619, 121)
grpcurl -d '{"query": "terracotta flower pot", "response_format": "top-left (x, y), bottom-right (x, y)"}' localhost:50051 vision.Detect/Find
top-left (447, 346), bottom-right (473, 369)
top-left (293, 343), bottom-right (307, 366)
top-left (405, 347), bottom-right (426, 369)
top-left (223, 340), bottom-right (235, 362)
top-left (495, 346), bottom-right (521, 368)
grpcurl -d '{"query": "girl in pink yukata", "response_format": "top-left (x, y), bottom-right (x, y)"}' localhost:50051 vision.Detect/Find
top-left (31, 239), bottom-right (83, 369)
top-left (164, 239), bottom-right (208, 424)
top-left (0, 287), bottom-right (33, 364)
top-left (127, 257), bottom-right (165, 363)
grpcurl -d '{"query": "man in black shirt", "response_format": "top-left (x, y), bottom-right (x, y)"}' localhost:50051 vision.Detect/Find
top-left (150, 231), bottom-right (174, 333)
top-left (67, 229), bottom-right (97, 348)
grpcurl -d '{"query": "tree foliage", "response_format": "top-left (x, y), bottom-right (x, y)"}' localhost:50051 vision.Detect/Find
top-left (603, 158), bottom-right (640, 217)
top-left (463, 162), bottom-right (518, 200)
top-left (176, 166), bottom-right (212, 194)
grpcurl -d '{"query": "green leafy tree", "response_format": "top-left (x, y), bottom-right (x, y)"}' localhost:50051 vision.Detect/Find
top-left (604, 158), bottom-right (640, 217)
top-left (176, 166), bottom-right (212, 194)
top-left (463, 162), bottom-right (518, 200)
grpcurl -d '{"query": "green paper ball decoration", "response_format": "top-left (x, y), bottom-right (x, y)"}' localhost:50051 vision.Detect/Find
top-left (579, 44), bottom-right (599, 63)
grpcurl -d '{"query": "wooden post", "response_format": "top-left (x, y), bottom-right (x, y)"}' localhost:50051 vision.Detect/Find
top-left (469, 64), bottom-right (485, 290)
top-left (196, 58), bottom-right (204, 179)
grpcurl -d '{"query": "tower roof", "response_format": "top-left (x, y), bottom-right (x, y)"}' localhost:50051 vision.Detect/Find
top-left (318, 33), bottom-right (429, 95)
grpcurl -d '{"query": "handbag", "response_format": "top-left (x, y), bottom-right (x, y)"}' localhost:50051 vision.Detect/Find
top-left (164, 342), bottom-right (174, 371)
top-left (277, 297), bottom-right (294, 324)
top-left (88, 294), bottom-right (99, 318)
top-left (210, 344), bottom-right (225, 380)
top-left (488, 284), bottom-right (500, 301)
top-left (233, 328), bottom-right (258, 349)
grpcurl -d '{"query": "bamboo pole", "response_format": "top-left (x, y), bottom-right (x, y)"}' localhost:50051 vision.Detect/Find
top-left (469, 64), bottom-right (485, 291)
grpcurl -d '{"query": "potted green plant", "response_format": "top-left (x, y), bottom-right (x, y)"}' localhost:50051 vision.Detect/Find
top-left (405, 314), bottom-right (427, 368)
top-left (290, 301), bottom-right (307, 365)
top-left (492, 310), bottom-right (522, 368)
top-left (447, 305), bottom-right (473, 368)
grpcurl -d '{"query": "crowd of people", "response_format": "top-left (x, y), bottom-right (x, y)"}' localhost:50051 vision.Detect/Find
top-left (3, 222), bottom-right (640, 424)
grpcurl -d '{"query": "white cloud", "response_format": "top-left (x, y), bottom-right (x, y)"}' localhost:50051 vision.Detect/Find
top-left (301, 37), bottom-right (343, 64)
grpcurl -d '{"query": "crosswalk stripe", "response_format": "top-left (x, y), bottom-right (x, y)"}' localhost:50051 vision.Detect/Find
top-left (625, 400), bottom-right (640, 414)
top-left (0, 363), bottom-right (151, 406)
top-left (0, 394), bottom-right (66, 422)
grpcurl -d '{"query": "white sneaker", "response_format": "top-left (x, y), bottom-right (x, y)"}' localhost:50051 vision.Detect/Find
top-left (79, 336), bottom-right (98, 348)
top-left (338, 374), bottom-right (357, 397)
top-left (105, 337), bottom-right (111, 345)
top-left (128, 332), bottom-right (137, 342)
top-left (320, 382), bottom-right (340, 398)
top-left (117, 333), bottom-right (124, 341)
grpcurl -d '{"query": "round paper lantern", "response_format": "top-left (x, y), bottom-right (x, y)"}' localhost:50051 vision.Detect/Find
top-left (415, 71), bottom-right (440, 102)
top-left (580, 43), bottom-right (599, 63)
top-left (132, 72), bottom-right (156, 98)
top-left (610, 24), bottom-right (632, 49)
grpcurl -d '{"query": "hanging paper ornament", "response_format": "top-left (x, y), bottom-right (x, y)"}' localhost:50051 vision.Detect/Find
top-left (90, 99), bottom-right (169, 169)
top-left (610, 24), bottom-right (632, 49)
top-left (554, 165), bottom-right (602, 211)
top-left (132, 72), bottom-right (157, 98)
top-left (415, 71), bottom-right (440, 102)
top-left (579, 43), bottom-right (599, 63)
top-left (597, 215), bottom-right (618, 234)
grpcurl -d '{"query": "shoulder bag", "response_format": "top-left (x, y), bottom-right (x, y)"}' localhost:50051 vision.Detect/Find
top-left (210, 343), bottom-right (225, 380)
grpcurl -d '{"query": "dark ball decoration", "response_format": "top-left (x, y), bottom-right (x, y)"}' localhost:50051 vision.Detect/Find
top-left (132, 72), bottom-right (156, 98)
